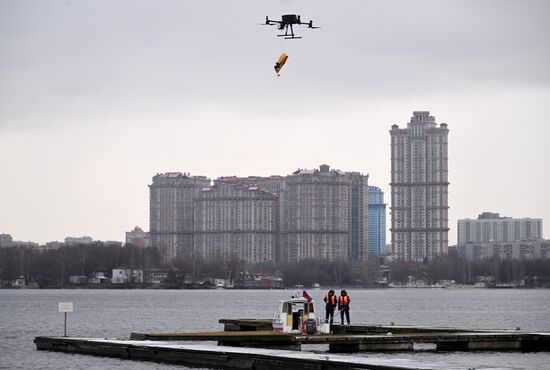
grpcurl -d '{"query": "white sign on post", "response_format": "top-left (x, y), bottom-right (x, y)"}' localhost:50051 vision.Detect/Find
top-left (58, 302), bottom-right (73, 313)
top-left (59, 302), bottom-right (74, 337)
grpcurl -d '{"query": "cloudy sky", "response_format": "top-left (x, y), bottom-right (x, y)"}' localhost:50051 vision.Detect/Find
top-left (1, 0), bottom-right (549, 244)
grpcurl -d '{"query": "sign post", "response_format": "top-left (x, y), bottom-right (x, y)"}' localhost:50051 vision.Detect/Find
top-left (58, 302), bottom-right (73, 337)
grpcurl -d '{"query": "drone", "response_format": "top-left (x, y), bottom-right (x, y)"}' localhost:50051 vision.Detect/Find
top-left (263, 14), bottom-right (319, 39)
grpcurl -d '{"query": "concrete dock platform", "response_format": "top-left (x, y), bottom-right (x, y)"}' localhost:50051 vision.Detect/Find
top-left (131, 320), bottom-right (550, 352)
top-left (35, 321), bottom-right (550, 369)
top-left (34, 336), bottom-right (502, 370)
top-left (130, 330), bottom-right (550, 352)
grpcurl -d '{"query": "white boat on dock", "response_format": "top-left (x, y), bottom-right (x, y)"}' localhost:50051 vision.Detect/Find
top-left (272, 291), bottom-right (330, 334)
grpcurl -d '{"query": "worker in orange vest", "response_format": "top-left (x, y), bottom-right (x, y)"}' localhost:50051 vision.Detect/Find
top-left (323, 289), bottom-right (337, 324)
top-left (338, 289), bottom-right (351, 325)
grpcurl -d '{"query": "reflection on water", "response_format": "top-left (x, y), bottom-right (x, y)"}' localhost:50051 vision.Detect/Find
top-left (1, 289), bottom-right (549, 369)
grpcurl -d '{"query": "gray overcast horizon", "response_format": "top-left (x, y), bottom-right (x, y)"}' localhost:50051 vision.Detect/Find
top-left (1, 0), bottom-right (549, 245)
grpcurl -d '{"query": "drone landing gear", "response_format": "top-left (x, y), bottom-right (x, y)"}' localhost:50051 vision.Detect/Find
top-left (277, 24), bottom-right (301, 40)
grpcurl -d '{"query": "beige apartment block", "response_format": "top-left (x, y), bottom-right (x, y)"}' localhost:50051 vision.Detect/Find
top-left (282, 164), bottom-right (364, 261)
top-left (149, 172), bottom-right (210, 263)
top-left (193, 178), bottom-right (278, 263)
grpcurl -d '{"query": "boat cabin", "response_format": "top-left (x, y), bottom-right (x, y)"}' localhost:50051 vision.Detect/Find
top-left (272, 294), bottom-right (329, 334)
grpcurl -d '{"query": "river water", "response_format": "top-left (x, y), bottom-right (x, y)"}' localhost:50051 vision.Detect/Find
top-left (1, 288), bottom-right (549, 369)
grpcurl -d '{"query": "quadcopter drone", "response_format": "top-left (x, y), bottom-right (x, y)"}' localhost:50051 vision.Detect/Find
top-left (262, 14), bottom-right (320, 39)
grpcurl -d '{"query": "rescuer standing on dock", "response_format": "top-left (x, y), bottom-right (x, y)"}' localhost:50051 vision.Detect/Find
top-left (324, 289), bottom-right (337, 324)
top-left (338, 289), bottom-right (351, 325)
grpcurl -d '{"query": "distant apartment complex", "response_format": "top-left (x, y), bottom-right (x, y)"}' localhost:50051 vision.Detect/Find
top-left (64, 236), bottom-right (93, 245)
top-left (458, 212), bottom-right (542, 244)
top-left (367, 186), bottom-right (386, 256)
top-left (125, 226), bottom-right (150, 248)
top-left (282, 166), bottom-right (368, 261)
top-left (149, 173), bottom-right (210, 262)
top-left (390, 111), bottom-right (449, 261)
top-left (451, 240), bottom-right (550, 261)
top-left (453, 212), bottom-right (545, 260)
top-left (0, 235), bottom-right (120, 250)
top-left (194, 178), bottom-right (279, 262)
top-left (149, 165), bottom-right (369, 263)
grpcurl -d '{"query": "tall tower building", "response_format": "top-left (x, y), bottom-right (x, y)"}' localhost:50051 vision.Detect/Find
top-left (390, 111), bottom-right (449, 261)
top-left (349, 172), bottom-right (369, 261)
top-left (367, 186), bottom-right (386, 256)
top-left (149, 173), bottom-right (210, 262)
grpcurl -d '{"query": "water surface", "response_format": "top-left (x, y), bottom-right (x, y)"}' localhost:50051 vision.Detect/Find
top-left (1, 288), bottom-right (549, 369)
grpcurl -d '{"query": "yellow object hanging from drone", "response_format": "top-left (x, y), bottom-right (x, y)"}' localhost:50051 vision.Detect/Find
top-left (274, 53), bottom-right (288, 76)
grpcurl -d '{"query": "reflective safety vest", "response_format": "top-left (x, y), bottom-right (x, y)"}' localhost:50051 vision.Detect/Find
top-left (325, 294), bottom-right (336, 305)
top-left (339, 296), bottom-right (349, 306)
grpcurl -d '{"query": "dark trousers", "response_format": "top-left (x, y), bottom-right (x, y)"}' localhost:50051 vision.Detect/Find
top-left (340, 308), bottom-right (350, 324)
top-left (325, 309), bottom-right (334, 324)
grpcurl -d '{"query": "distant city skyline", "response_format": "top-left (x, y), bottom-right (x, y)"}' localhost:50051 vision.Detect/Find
top-left (1, 1), bottom-right (549, 244)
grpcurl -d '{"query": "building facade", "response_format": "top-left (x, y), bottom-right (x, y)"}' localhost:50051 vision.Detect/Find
top-left (237, 175), bottom-right (287, 260)
top-left (125, 226), bottom-right (150, 248)
top-left (454, 212), bottom-right (544, 261)
top-left (458, 212), bottom-right (542, 244)
top-left (450, 240), bottom-right (550, 261)
top-left (390, 111), bottom-right (449, 261)
top-left (149, 173), bottom-right (210, 262)
top-left (367, 186), bottom-right (386, 256)
top-left (0, 234), bottom-right (13, 247)
top-left (282, 165), bottom-right (365, 261)
top-left (349, 172), bottom-right (369, 261)
top-left (193, 178), bottom-right (278, 263)
top-left (64, 236), bottom-right (93, 245)
top-left (150, 165), bottom-right (369, 263)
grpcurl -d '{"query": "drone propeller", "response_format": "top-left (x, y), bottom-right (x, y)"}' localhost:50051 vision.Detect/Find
top-left (308, 20), bottom-right (320, 29)
top-left (262, 16), bottom-right (281, 26)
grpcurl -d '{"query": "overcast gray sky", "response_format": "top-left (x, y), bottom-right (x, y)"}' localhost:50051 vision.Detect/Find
top-left (1, 0), bottom-right (549, 244)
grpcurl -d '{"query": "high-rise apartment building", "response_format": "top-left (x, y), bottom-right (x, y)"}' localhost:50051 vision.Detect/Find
top-left (390, 111), bottom-right (449, 261)
top-left (282, 164), bottom-right (368, 261)
top-left (458, 212), bottom-right (542, 244)
top-left (367, 186), bottom-right (386, 256)
top-left (149, 173), bottom-right (210, 262)
top-left (237, 176), bottom-right (287, 260)
top-left (150, 165), bottom-right (369, 263)
top-left (193, 178), bottom-right (278, 263)
top-left (349, 172), bottom-right (369, 261)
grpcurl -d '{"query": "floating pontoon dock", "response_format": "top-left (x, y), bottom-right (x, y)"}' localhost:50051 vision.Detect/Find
top-left (130, 329), bottom-right (550, 352)
top-left (34, 336), bottom-right (501, 370)
top-left (35, 320), bottom-right (550, 369)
